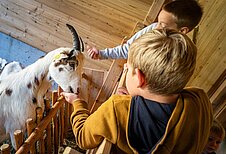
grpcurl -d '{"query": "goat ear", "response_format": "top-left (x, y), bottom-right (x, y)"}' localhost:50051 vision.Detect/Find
top-left (69, 49), bottom-right (75, 57)
top-left (69, 48), bottom-right (80, 57)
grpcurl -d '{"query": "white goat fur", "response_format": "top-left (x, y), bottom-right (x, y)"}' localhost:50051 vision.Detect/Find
top-left (0, 47), bottom-right (83, 148)
top-left (0, 61), bottom-right (23, 80)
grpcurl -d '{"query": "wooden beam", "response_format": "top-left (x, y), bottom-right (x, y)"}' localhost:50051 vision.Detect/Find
top-left (208, 69), bottom-right (226, 98)
top-left (143, 0), bottom-right (171, 25)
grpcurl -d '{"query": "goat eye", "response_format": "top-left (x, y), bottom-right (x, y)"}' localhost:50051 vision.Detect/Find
top-left (59, 68), bottom-right (63, 72)
top-left (69, 62), bottom-right (75, 68)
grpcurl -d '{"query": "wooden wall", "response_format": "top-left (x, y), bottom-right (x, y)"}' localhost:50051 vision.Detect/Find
top-left (187, 0), bottom-right (226, 128)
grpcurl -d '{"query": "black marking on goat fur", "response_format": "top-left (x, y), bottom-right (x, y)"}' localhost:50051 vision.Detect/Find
top-left (77, 87), bottom-right (80, 94)
top-left (69, 63), bottom-right (75, 70)
top-left (54, 59), bottom-right (67, 67)
top-left (69, 60), bottom-right (78, 69)
top-left (59, 68), bottom-right (63, 72)
top-left (41, 73), bottom-right (45, 81)
top-left (69, 86), bottom-right (74, 93)
top-left (34, 76), bottom-right (39, 86)
top-left (32, 97), bottom-right (37, 104)
top-left (27, 82), bottom-right (32, 89)
top-left (5, 88), bottom-right (13, 96)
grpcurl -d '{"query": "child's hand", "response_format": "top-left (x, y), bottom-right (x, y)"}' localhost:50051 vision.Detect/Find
top-left (60, 92), bottom-right (80, 104)
top-left (87, 45), bottom-right (100, 59)
top-left (116, 86), bottom-right (129, 95)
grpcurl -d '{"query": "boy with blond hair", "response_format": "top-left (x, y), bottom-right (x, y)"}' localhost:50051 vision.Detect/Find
top-left (61, 29), bottom-right (213, 153)
top-left (203, 120), bottom-right (225, 154)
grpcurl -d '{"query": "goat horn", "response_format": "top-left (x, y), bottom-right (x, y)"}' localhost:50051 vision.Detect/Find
top-left (79, 36), bottom-right (84, 52)
top-left (66, 24), bottom-right (84, 52)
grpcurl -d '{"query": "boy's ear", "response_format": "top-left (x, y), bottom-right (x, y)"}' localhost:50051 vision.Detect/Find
top-left (135, 68), bottom-right (145, 88)
top-left (179, 27), bottom-right (190, 34)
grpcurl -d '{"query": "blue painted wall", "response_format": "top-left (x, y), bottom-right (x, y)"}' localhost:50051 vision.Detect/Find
top-left (0, 32), bottom-right (45, 66)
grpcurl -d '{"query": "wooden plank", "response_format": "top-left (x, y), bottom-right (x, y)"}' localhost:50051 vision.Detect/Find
top-left (210, 79), bottom-right (226, 110)
top-left (208, 69), bottom-right (226, 98)
top-left (81, 68), bottom-right (106, 110)
top-left (143, 0), bottom-right (171, 25)
top-left (86, 138), bottom-right (112, 154)
top-left (37, 0), bottom-right (151, 39)
top-left (90, 59), bottom-right (126, 113)
top-left (188, 0), bottom-right (226, 92)
top-left (63, 147), bottom-right (83, 154)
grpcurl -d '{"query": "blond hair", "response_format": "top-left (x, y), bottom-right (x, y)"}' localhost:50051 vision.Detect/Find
top-left (211, 119), bottom-right (225, 139)
top-left (128, 29), bottom-right (197, 95)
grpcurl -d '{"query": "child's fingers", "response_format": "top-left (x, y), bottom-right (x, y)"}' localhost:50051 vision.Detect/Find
top-left (60, 92), bottom-right (65, 96)
top-left (87, 50), bottom-right (93, 57)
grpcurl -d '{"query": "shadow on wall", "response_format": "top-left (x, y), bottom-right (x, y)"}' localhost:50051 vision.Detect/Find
top-left (0, 32), bottom-right (45, 66)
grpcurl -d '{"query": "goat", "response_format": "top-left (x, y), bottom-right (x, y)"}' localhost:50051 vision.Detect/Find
top-left (0, 24), bottom-right (84, 149)
top-left (0, 60), bottom-right (23, 80)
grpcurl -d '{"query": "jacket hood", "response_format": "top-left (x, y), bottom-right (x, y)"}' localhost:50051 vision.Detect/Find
top-left (128, 95), bottom-right (175, 153)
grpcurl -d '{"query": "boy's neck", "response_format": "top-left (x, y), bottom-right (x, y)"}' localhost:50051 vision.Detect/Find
top-left (140, 91), bottom-right (179, 104)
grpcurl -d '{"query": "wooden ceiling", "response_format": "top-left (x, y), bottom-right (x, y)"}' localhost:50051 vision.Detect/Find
top-left (0, 0), bottom-right (154, 71)
top-left (0, 0), bottom-right (226, 128)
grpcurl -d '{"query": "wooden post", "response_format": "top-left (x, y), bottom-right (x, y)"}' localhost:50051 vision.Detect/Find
top-left (60, 100), bottom-right (65, 145)
top-left (58, 87), bottom-right (65, 146)
top-left (26, 118), bottom-right (36, 154)
top-left (64, 99), bottom-right (69, 137)
top-left (36, 107), bottom-right (43, 124)
top-left (36, 107), bottom-right (45, 154)
top-left (45, 99), bottom-right (52, 154)
top-left (14, 130), bottom-right (23, 151)
top-left (0, 144), bottom-right (10, 154)
top-left (52, 91), bottom-right (59, 153)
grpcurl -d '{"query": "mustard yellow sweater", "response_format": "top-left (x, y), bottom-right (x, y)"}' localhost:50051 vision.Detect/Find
top-left (70, 87), bottom-right (213, 154)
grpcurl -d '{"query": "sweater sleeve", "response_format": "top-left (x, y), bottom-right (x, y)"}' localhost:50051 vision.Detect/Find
top-left (70, 96), bottom-right (119, 149)
top-left (99, 22), bottom-right (158, 59)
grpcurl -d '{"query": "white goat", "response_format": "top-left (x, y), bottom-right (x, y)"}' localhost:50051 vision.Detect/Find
top-left (0, 24), bottom-right (84, 149)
